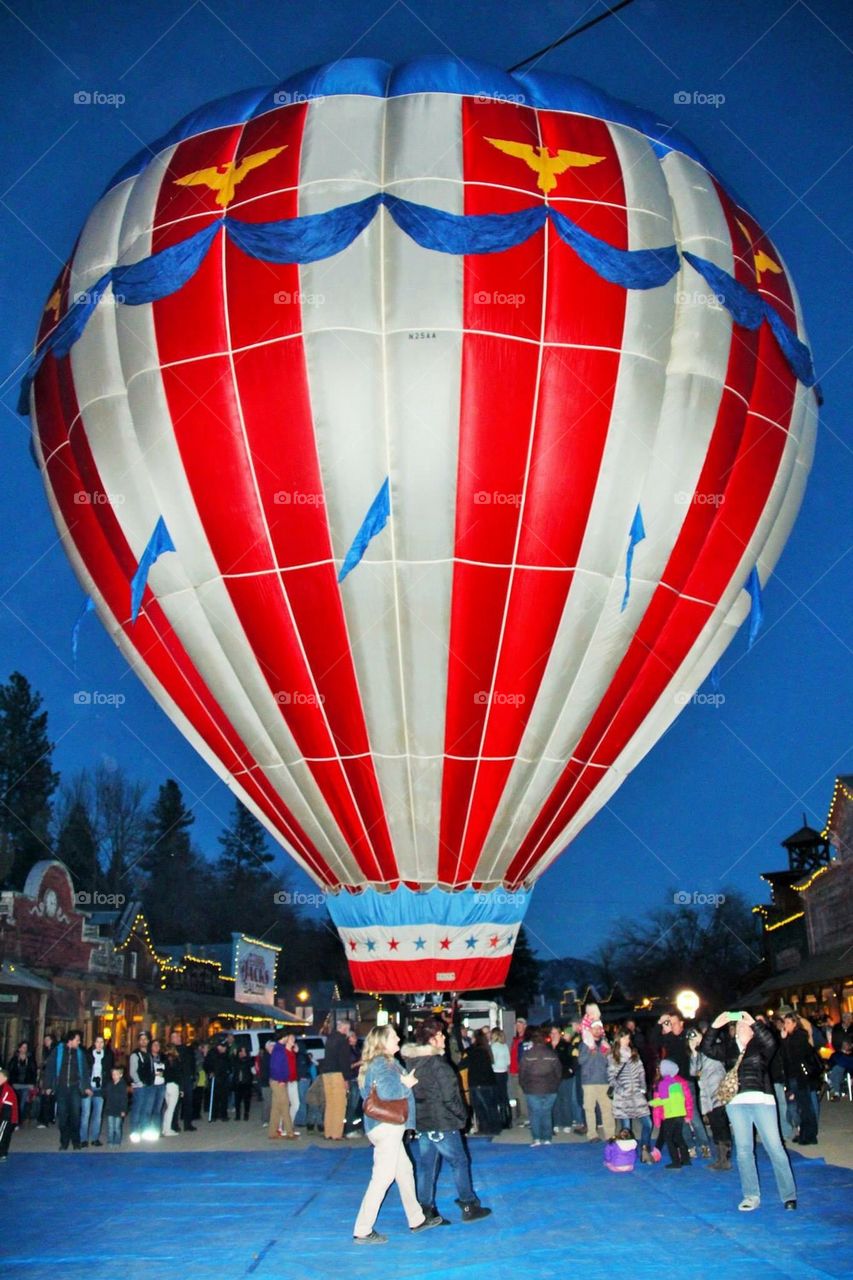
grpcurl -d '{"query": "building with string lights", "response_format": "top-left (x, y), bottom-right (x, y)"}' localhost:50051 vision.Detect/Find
top-left (0, 859), bottom-right (301, 1058)
top-left (740, 776), bottom-right (853, 1018)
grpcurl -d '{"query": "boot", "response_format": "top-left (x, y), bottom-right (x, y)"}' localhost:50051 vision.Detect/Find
top-left (709, 1140), bottom-right (731, 1171)
top-left (640, 1146), bottom-right (652, 1164)
top-left (460, 1200), bottom-right (492, 1222)
top-left (420, 1204), bottom-right (449, 1226)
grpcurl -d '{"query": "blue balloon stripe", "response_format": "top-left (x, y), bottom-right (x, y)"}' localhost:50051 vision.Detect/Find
top-left (327, 884), bottom-right (532, 930)
top-left (19, 200), bottom-right (815, 416)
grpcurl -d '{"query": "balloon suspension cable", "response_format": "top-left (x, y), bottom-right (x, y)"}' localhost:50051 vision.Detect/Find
top-left (508, 0), bottom-right (638, 73)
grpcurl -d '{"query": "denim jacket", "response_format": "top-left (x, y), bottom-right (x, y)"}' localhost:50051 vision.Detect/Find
top-left (359, 1055), bottom-right (415, 1132)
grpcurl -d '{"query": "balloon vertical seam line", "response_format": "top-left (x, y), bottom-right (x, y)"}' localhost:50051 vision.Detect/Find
top-left (451, 101), bottom-right (553, 887)
top-left (375, 91), bottom-right (421, 884)
top-left (213, 117), bottom-right (358, 889)
top-left (511, 198), bottom-right (784, 883)
top-left (485, 155), bottom-right (700, 886)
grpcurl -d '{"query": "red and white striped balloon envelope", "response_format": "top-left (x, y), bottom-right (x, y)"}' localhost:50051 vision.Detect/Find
top-left (24, 57), bottom-right (817, 993)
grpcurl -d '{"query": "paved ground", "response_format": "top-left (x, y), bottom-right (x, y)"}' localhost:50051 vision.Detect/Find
top-left (12, 1094), bottom-right (853, 1166)
top-left (3, 1129), bottom-right (852, 1280)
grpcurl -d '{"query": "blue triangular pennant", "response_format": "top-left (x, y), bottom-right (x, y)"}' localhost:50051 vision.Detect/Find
top-left (338, 478), bottom-right (391, 583)
top-left (620, 504), bottom-right (646, 612)
top-left (746, 566), bottom-right (764, 649)
top-left (71, 595), bottom-right (95, 665)
top-left (130, 517), bottom-right (176, 623)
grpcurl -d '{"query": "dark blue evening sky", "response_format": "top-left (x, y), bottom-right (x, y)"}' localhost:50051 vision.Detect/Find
top-left (1, 0), bottom-right (850, 966)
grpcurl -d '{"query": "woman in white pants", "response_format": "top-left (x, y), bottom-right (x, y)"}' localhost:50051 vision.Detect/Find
top-left (352, 1026), bottom-right (437, 1244)
top-left (162, 1044), bottom-right (181, 1136)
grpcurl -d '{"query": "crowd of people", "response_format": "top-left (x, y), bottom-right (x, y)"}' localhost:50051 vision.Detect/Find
top-left (349, 1002), bottom-right (852, 1240)
top-left (1, 1003), bottom-right (850, 1232)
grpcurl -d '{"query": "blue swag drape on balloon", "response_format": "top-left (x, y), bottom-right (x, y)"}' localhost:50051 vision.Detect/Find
top-left (19, 194), bottom-right (815, 412)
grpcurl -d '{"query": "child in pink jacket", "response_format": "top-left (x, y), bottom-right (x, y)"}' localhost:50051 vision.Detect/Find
top-left (651, 1059), bottom-right (693, 1169)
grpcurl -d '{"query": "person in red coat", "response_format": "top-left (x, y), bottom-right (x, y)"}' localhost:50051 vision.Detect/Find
top-left (0, 1067), bottom-right (20, 1160)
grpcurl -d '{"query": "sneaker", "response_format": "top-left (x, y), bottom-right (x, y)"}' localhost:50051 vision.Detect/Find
top-left (738, 1196), bottom-right (760, 1212)
top-left (700, 1145), bottom-right (711, 1159)
top-left (37, 1124), bottom-right (46, 1130)
top-left (92, 1140), bottom-right (102, 1147)
top-left (530, 1139), bottom-right (541, 1147)
top-left (784, 1200), bottom-right (797, 1211)
top-left (345, 1131), bottom-right (360, 1139)
top-left (353, 1231), bottom-right (387, 1245)
top-left (687, 1147), bottom-right (697, 1159)
top-left (542, 1140), bottom-right (552, 1145)
top-left (410, 1217), bottom-right (443, 1233)
top-left (562, 1127), bottom-right (572, 1133)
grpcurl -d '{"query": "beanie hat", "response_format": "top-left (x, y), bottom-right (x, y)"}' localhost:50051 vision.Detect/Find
top-left (660, 1058), bottom-right (678, 1077)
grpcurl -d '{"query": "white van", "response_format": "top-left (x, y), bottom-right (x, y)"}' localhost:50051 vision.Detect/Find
top-left (213, 1027), bottom-right (325, 1064)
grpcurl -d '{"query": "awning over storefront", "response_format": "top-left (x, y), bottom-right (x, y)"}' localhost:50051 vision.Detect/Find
top-left (0, 961), bottom-right (53, 992)
top-left (150, 989), bottom-right (302, 1025)
top-left (740, 943), bottom-right (853, 1006)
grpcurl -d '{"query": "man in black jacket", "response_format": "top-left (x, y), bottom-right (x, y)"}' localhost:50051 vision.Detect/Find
top-left (42, 1030), bottom-right (92, 1151)
top-left (320, 1018), bottom-right (350, 1139)
top-left (169, 1031), bottom-right (197, 1132)
top-left (402, 1018), bottom-right (491, 1225)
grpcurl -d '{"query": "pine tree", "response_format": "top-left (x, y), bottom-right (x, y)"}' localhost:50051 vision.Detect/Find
top-left (501, 925), bottom-right (541, 1013)
top-left (0, 672), bottom-right (59, 887)
top-left (212, 800), bottom-right (283, 938)
top-left (140, 779), bottom-right (201, 941)
top-left (217, 801), bottom-right (274, 887)
top-left (55, 799), bottom-right (99, 900)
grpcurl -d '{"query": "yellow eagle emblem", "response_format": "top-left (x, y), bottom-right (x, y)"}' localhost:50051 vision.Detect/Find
top-left (485, 137), bottom-right (605, 193)
top-left (173, 145), bottom-right (287, 208)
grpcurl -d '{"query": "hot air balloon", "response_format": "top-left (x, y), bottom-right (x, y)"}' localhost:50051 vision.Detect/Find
top-left (21, 56), bottom-right (817, 994)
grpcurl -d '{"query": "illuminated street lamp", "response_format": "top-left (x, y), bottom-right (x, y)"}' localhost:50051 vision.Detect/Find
top-left (297, 989), bottom-right (309, 1021)
top-left (675, 989), bottom-right (700, 1020)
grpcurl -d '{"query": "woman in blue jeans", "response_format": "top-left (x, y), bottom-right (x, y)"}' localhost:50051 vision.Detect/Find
top-left (701, 1011), bottom-right (796, 1212)
top-left (518, 1027), bottom-right (562, 1146)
